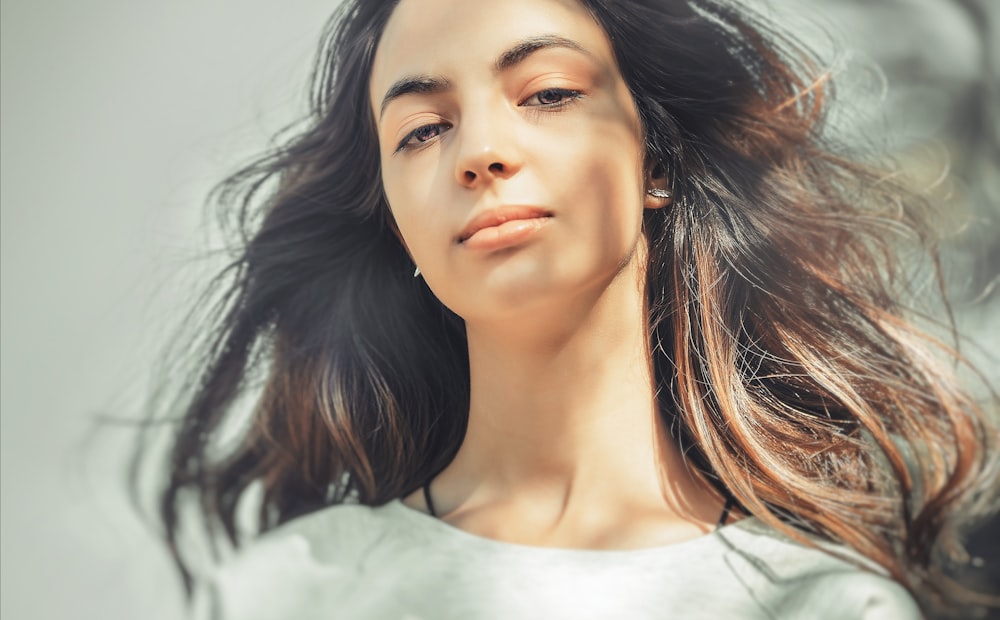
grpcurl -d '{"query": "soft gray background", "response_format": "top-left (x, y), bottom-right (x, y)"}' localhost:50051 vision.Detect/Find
top-left (2, 1), bottom-right (997, 619)
top-left (2, 2), bottom-right (342, 618)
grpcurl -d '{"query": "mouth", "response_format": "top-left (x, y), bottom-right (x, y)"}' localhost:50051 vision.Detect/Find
top-left (457, 206), bottom-right (554, 248)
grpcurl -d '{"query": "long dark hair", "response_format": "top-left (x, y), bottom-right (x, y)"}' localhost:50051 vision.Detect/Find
top-left (135, 0), bottom-right (998, 616)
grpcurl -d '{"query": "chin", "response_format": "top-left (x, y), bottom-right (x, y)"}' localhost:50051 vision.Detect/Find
top-left (450, 253), bottom-right (634, 323)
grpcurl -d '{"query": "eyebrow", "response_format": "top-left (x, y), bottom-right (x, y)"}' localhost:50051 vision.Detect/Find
top-left (378, 34), bottom-right (592, 119)
top-left (379, 76), bottom-right (452, 119)
top-left (494, 34), bottom-right (590, 72)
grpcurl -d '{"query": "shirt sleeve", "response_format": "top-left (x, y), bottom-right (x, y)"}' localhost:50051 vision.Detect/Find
top-left (771, 570), bottom-right (924, 620)
top-left (186, 534), bottom-right (353, 620)
top-left (857, 579), bottom-right (923, 620)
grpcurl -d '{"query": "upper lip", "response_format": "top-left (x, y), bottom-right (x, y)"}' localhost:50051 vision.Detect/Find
top-left (457, 206), bottom-right (553, 243)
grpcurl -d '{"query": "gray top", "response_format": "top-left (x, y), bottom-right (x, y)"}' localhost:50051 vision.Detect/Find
top-left (193, 499), bottom-right (921, 619)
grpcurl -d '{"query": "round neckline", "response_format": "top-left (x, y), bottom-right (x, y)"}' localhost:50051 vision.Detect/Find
top-left (385, 498), bottom-right (756, 559)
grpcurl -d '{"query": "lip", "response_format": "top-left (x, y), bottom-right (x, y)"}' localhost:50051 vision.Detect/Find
top-left (457, 206), bottom-right (553, 250)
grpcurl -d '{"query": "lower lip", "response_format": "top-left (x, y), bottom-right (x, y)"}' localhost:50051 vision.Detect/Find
top-left (460, 217), bottom-right (552, 251)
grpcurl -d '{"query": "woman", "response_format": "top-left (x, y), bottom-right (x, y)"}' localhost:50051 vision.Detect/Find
top-left (145, 0), bottom-right (998, 617)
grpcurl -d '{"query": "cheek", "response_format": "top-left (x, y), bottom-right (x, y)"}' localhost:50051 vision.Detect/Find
top-left (547, 89), bottom-right (643, 191)
top-left (543, 115), bottom-right (645, 274)
top-left (382, 159), bottom-right (447, 254)
top-left (550, 116), bottom-right (644, 221)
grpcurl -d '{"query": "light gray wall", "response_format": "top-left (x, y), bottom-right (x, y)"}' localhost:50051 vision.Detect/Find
top-left (1, 2), bottom-right (341, 618)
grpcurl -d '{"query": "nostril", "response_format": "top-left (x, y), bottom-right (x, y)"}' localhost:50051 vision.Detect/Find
top-left (464, 170), bottom-right (477, 182)
top-left (488, 162), bottom-right (504, 173)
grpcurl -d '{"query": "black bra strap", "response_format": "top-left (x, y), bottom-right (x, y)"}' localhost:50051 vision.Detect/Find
top-left (716, 495), bottom-right (736, 530)
top-left (423, 484), bottom-right (438, 518)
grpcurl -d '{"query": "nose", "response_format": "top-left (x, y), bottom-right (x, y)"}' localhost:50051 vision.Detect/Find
top-left (454, 111), bottom-right (523, 189)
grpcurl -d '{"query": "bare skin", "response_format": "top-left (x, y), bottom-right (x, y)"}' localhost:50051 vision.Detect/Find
top-left (370, 0), bottom-right (733, 550)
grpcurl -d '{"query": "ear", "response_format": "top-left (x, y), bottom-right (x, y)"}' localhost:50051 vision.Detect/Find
top-left (643, 162), bottom-right (673, 210)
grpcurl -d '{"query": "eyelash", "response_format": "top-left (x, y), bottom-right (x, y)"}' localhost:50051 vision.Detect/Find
top-left (393, 88), bottom-right (584, 153)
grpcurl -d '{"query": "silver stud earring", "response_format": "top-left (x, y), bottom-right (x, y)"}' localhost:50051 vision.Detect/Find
top-left (647, 188), bottom-right (672, 199)
top-left (413, 265), bottom-right (421, 278)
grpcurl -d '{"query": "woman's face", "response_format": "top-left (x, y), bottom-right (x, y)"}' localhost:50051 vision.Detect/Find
top-left (370, 0), bottom-right (652, 321)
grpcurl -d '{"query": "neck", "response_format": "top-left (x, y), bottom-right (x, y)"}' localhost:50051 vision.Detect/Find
top-left (430, 258), bottom-right (720, 529)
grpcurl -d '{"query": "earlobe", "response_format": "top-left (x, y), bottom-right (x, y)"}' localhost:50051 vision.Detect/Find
top-left (644, 160), bottom-right (673, 209)
top-left (644, 186), bottom-right (673, 210)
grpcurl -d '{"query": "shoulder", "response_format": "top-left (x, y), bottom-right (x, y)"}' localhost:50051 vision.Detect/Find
top-left (193, 501), bottom-right (405, 620)
top-left (718, 518), bottom-right (922, 619)
top-left (229, 500), bottom-right (395, 567)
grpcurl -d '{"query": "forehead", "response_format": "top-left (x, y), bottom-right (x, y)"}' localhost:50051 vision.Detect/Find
top-left (369, 0), bottom-right (614, 103)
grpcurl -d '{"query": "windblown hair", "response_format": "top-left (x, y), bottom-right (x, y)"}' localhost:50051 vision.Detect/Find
top-left (137, 0), bottom-right (997, 616)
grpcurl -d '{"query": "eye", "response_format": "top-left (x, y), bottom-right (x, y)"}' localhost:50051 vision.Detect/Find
top-left (396, 122), bottom-right (452, 153)
top-left (520, 88), bottom-right (583, 107)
